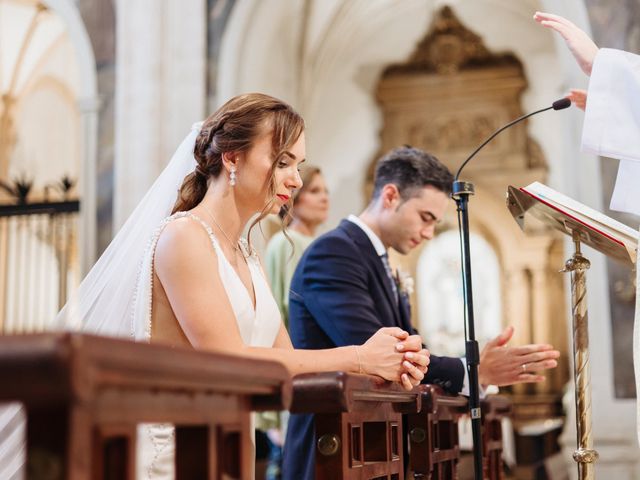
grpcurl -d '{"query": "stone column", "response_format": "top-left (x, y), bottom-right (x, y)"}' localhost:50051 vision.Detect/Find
top-left (114, 0), bottom-right (206, 230)
top-left (77, 96), bottom-right (101, 274)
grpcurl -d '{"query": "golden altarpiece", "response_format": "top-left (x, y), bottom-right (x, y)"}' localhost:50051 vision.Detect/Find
top-left (368, 7), bottom-right (570, 426)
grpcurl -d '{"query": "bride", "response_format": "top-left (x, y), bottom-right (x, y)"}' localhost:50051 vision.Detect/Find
top-left (2, 93), bottom-right (427, 479)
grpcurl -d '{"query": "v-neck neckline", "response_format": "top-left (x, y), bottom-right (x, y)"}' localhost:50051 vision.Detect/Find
top-left (218, 250), bottom-right (258, 313)
top-left (186, 213), bottom-right (258, 313)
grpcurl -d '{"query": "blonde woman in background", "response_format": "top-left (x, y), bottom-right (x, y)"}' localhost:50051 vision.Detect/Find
top-left (266, 165), bottom-right (329, 326)
top-left (257, 165), bottom-right (329, 479)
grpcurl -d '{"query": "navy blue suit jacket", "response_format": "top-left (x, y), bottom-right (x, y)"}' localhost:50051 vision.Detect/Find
top-left (282, 219), bottom-right (465, 479)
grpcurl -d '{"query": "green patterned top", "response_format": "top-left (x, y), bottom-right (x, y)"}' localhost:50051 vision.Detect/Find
top-left (265, 229), bottom-right (314, 329)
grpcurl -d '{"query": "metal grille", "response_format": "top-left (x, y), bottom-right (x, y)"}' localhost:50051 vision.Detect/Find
top-left (0, 201), bottom-right (80, 333)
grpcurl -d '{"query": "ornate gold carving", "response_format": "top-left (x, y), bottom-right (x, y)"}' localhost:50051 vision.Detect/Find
top-left (370, 4), bottom-right (564, 409)
top-left (384, 6), bottom-right (521, 76)
top-left (408, 115), bottom-right (497, 152)
top-left (573, 448), bottom-right (599, 464)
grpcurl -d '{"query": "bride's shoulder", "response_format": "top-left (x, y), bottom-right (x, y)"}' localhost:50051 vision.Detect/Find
top-left (155, 213), bottom-right (216, 259)
top-left (153, 214), bottom-right (221, 287)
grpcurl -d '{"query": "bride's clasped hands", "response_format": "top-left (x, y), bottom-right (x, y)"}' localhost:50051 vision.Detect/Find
top-left (357, 328), bottom-right (430, 390)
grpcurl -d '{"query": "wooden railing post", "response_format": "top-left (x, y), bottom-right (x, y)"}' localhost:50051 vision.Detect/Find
top-left (481, 395), bottom-right (512, 480)
top-left (290, 374), bottom-right (513, 480)
top-left (290, 372), bottom-right (421, 480)
top-left (407, 385), bottom-right (469, 479)
top-left (0, 333), bottom-right (291, 480)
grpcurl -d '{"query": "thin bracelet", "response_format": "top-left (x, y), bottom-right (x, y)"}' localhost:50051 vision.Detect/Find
top-left (354, 345), bottom-right (363, 374)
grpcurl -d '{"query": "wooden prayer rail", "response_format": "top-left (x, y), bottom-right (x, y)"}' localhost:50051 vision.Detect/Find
top-left (290, 372), bottom-right (512, 480)
top-left (290, 371), bottom-right (421, 479)
top-left (481, 395), bottom-right (512, 480)
top-left (407, 384), bottom-right (469, 478)
top-left (0, 333), bottom-right (291, 480)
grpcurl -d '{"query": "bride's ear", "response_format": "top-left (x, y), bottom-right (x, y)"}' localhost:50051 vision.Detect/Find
top-left (221, 151), bottom-right (240, 173)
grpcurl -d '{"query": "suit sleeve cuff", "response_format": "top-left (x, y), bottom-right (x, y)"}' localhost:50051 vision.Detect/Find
top-left (459, 358), bottom-right (497, 398)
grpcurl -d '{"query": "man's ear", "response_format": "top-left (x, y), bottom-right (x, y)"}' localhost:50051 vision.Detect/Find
top-left (381, 184), bottom-right (401, 209)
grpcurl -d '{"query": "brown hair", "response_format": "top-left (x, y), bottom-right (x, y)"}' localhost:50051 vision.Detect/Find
top-left (371, 146), bottom-right (453, 201)
top-left (278, 164), bottom-right (322, 224)
top-left (171, 93), bottom-right (305, 244)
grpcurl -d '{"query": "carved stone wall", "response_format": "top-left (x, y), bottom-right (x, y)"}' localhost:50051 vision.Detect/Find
top-left (371, 7), bottom-right (569, 398)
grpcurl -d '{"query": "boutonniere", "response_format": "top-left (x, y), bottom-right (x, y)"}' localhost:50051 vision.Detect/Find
top-left (394, 269), bottom-right (414, 297)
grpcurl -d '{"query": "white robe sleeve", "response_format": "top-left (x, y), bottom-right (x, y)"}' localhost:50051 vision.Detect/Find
top-left (583, 48), bottom-right (640, 448)
top-left (582, 48), bottom-right (640, 216)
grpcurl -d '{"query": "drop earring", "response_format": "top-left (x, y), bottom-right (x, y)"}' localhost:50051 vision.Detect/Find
top-left (229, 167), bottom-right (237, 187)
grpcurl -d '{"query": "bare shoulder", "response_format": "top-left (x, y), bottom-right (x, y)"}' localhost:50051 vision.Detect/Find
top-left (155, 216), bottom-right (218, 270)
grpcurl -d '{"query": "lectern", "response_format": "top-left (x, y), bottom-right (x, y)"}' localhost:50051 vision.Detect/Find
top-left (507, 182), bottom-right (639, 480)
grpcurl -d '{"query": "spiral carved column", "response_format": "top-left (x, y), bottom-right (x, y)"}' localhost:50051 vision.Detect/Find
top-left (562, 232), bottom-right (599, 479)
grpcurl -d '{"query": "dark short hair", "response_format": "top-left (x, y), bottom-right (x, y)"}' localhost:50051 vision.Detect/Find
top-left (371, 146), bottom-right (453, 201)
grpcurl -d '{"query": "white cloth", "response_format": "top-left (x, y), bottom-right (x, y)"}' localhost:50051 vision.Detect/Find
top-left (582, 47), bottom-right (640, 445)
top-left (136, 212), bottom-right (281, 478)
top-left (583, 48), bottom-right (640, 216)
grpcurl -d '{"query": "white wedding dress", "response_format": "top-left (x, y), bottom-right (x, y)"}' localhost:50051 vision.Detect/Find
top-left (136, 211), bottom-right (283, 479)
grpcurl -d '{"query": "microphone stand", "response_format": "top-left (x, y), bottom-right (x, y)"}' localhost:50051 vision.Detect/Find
top-left (452, 100), bottom-right (569, 480)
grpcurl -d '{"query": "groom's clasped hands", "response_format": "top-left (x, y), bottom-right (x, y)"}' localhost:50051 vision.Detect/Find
top-left (358, 327), bottom-right (430, 391)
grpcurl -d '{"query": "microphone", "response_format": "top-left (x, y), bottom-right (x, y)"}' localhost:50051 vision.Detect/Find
top-left (451, 96), bottom-right (571, 480)
top-left (552, 97), bottom-right (571, 110)
top-left (455, 98), bottom-right (572, 180)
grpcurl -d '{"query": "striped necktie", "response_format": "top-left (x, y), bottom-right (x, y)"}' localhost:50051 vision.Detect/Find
top-left (380, 253), bottom-right (399, 304)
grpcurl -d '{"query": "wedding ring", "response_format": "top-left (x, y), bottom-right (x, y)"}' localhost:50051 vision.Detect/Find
top-left (521, 363), bottom-right (527, 373)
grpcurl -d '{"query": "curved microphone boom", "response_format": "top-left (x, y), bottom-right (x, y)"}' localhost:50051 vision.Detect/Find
top-left (455, 97), bottom-right (572, 180)
top-left (452, 96), bottom-right (571, 480)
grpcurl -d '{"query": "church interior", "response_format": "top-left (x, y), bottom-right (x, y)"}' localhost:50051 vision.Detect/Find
top-left (0, 0), bottom-right (639, 478)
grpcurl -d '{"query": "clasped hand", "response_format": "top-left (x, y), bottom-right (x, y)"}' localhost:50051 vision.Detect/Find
top-left (360, 327), bottom-right (430, 391)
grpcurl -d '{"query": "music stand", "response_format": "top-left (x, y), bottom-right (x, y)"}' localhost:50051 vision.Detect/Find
top-left (507, 183), bottom-right (638, 480)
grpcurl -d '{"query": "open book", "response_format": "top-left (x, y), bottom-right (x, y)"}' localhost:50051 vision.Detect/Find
top-left (507, 182), bottom-right (638, 266)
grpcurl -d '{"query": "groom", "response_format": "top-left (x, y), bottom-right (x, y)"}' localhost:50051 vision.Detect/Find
top-left (282, 146), bottom-right (561, 479)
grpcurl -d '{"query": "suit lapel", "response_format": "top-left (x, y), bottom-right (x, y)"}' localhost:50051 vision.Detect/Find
top-left (339, 220), bottom-right (402, 327)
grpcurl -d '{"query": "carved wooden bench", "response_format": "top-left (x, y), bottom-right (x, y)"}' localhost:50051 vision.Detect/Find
top-left (290, 371), bottom-right (513, 480)
top-left (0, 333), bottom-right (290, 480)
top-left (290, 371), bottom-right (421, 479)
top-left (407, 384), bottom-right (469, 479)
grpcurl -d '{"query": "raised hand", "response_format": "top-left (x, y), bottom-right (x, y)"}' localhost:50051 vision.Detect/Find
top-left (360, 328), bottom-right (430, 390)
top-left (567, 88), bottom-right (587, 111)
top-left (478, 326), bottom-right (560, 386)
top-left (534, 12), bottom-right (599, 76)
